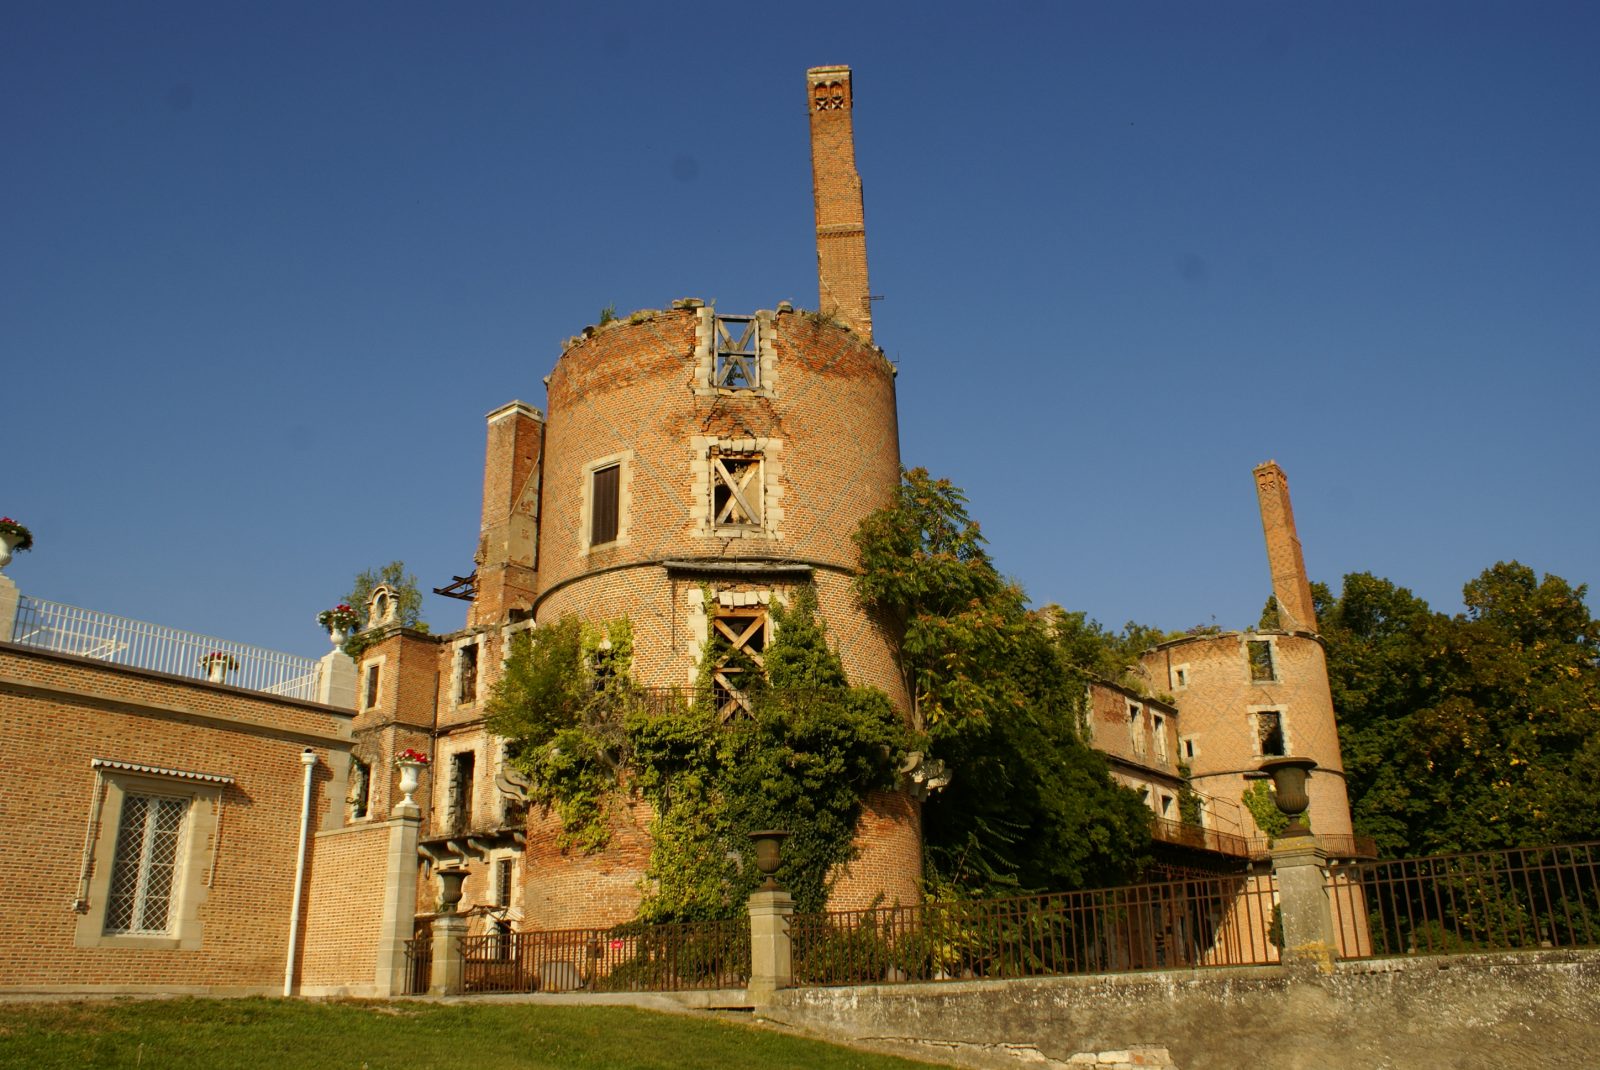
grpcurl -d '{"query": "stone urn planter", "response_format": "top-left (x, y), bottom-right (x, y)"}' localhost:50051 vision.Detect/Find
top-left (396, 761), bottom-right (424, 807)
top-left (200, 653), bottom-right (237, 684)
top-left (0, 532), bottom-right (20, 570)
top-left (437, 867), bottom-right (470, 914)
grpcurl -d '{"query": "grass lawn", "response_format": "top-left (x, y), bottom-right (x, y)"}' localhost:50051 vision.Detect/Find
top-left (0, 997), bottom-right (941, 1070)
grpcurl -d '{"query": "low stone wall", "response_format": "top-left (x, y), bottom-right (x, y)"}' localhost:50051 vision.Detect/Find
top-left (763, 950), bottom-right (1600, 1070)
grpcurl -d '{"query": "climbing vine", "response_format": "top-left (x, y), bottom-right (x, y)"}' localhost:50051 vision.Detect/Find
top-left (486, 589), bottom-right (913, 918)
top-left (1241, 780), bottom-right (1292, 841)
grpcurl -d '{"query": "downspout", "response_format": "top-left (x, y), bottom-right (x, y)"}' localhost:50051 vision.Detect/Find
top-left (284, 747), bottom-right (318, 997)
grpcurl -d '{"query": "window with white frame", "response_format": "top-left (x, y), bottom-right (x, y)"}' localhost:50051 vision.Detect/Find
top-left (1127, 703), bottom-right (1146, 757)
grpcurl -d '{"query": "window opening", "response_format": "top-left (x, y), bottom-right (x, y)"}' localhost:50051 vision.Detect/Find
top-left (590, 464), bottom-right (621, 545)
top-left (364, 664), bottom-right (381, 709)
top-left (1256, 711), bottom-right (1286, 757)
top-left (495, 857), bottom-right (514, 908)
top-left (591, 640), bottom-right (620, 692)
top-left (349, 759), bottom-right (371, 820)
top-left (1247, 640), bottom-right (1276, 682)
top-left (1174, 667), bottom-right (1188, 688)
top-left (493, 918), bottom-right (514, 962)
top-left (1127, 704), bottom-right (1145, 757)
top-left (713, 315), bottom-right (760, 389)
top-left (711, 450), bottom-right (762, 529)
top-left (1160, 794), bottom-right (1175, 817)
top-left (104, 794), bottom-right (188, 935)
top-left (710, 607), bottom-right (767, 721)
top-left (1152, 714), bottom-right (1168, 763)
top-left (1181, 737), bottom-right (1197, 761)
top-left (448, 751), bottom-right (476, 835)
top-left (458, 644), bottom-right (479, 705)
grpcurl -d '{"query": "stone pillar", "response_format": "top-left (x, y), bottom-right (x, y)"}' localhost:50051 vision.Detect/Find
top-left (0, 573), bottom-right (17, 643)
top-left (747, 888), bottom-right (795, 1006)
top-left (316, 647), bottom-right (357, 709)
top-left (1271, 839), bottom-right (1338, 972)
top-left (429, 911), bottom-right (468, 996)
top-left (372, 810), bottom-right (421, 997)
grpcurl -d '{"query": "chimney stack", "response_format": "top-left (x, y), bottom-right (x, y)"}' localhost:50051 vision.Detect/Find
top-left (1253, 461), bottom-right (1318, 634)
top-left (807, 65), bottom-right (872, 341)
top-left (472, 400), bottom-right (543, 626)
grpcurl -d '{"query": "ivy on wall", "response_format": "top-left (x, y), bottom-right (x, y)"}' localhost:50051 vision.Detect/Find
top-left (486, 587), bottom-right (912, 919)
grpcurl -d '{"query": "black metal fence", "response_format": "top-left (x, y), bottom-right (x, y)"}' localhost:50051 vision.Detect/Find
top-left (789, 872), bottom-right (1279, 987)
top-left (1328, 841), bottom-right (1600, 959)
top-left (458, 917), bottom-right (749, 993)
top-left (403, 935), bottom-right (432, 995)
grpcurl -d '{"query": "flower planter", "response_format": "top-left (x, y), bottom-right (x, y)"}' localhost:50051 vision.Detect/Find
top-left (397, 760), bottom-right (425, 807)
top-left (0, 531), bottom-right (20, 570)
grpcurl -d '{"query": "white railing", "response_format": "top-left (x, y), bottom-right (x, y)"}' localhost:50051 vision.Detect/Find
top-left (9, 596), bottom-right (323, 701)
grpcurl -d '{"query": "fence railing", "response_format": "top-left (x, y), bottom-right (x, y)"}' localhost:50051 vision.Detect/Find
top-left (790, 872), bottom-right (1279, 987)
top-left (403, 935), bottom-right (433, 995)
top-left (1328, 841), bottom-right (1600, 959)
top-left (1244, 833), bottom-right (1379, 861)
top-left (459, 918), bottom-right (750, 994)
top-left (1151, 818), bottom-right (1250, 857)
top-left (9, 596), bottom-right (323, 701)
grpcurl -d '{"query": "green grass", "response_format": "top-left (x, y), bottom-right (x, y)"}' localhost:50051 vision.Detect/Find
top-left (0, 997), bottom-right (939, 1070)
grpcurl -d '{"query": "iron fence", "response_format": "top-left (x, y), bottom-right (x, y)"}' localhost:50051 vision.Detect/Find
top-left (403, 935), bottom-right (433, 995)
top-left (790, 872), bottom-right (1279, 987)
top-left (10, 596), bottom-right (324, 701)
top-left (459, 917), bottom-right (749, 994)
top-left (1328, 841), bottom-right (1600, 959)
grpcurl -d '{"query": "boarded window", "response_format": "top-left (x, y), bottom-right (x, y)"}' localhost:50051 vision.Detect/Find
top-left (1247, 640), bottom-right (1276, 682)
top-left (713, 315), bottom-right (761, 389)
top-left (591, 464), bottom-right (621, 545)
top-left (711, 452), bottom-right (762, 528)
top-left (1256, 711), bottom-right (1286, 756)
top-left (710, 607), bottom-right (767, 721)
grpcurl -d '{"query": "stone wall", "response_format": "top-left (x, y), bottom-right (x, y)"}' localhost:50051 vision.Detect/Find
top-left (764, 951), bottom-right (1600, 1070)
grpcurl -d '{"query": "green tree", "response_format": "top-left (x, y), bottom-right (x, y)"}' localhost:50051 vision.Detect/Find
top-left (343, 561), bottom-right (427, 630)
top-left (854, 468), bottom-right (1152, 896)
top-left (1322, 562), bottom-right (1600, 856)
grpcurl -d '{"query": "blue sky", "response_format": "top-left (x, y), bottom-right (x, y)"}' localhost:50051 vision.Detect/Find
top-left (5, 2), bottom-right (1597, 657)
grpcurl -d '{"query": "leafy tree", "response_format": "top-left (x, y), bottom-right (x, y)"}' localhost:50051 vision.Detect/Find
top-left (340, 560), bottom-right (428, 658)
top-left (485, 616), bottom-right (633, 851)
top-left (855, 468), bottom-right (1152, 896)
top-left (343, 561), bottom-right (427, 630)
top-left (1321, 562), bottom-right (1600, 856)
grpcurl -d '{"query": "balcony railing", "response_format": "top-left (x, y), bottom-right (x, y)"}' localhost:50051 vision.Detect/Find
top-left (9, 596), bottom-right (322, 701)
top-left (1151, 817), bottom-right (1251, 858)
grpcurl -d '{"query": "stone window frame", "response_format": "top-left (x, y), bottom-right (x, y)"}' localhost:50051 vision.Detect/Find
top-left (580, 450), bottom-right (634, 555)
top-left (1246, 637), bottom-right (1278, 683)
top-left (74, 760), bottom-right (231, 951)
top-left (1151, 712), bottom-right (1169, 765)
top-left (1179, 735), bottom-right (1199, 762)
top-left (691, 308), bottom-right (779, 398)
top-left (450, 635), bottom-right (484, 709)
top-left (690, 436), bottom-right (784, 539)
top-left (361, 653), bottom-right (387, 712)
top-left (1171, 662), bottom-right (1191, 691)
top-left (1126, 702), bottom-right (1147, 758)
top-left (1247, 705), bottom-right (1291, 758)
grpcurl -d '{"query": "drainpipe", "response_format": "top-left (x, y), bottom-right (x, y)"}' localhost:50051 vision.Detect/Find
top-left (284, 748), bottom-right (318, 997)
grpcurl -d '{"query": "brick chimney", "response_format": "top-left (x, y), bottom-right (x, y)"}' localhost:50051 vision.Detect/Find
top-left (1253, 461), bottom-right (1318, 634)
top-left (807, 65), bottom-right (872, 341)
top-left (471, 400), bottom-right (543, 626)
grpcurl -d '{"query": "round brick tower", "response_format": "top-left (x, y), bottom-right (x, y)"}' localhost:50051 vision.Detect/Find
top-left (1139, 462), bottom-right (1355, 849)
top-left (508, 303), bottom-right (917, 927)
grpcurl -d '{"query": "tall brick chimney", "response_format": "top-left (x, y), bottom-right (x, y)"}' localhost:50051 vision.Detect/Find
top-left (471, 400), bottom-right (543, 626)
top-left (807, 65), bottom-right (872, 341)
top-left (1253, 461), bottom-right (1319, 634)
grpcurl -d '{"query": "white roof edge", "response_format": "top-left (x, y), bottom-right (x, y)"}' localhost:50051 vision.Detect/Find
top-left (92, 758), bottom-right (235, 785)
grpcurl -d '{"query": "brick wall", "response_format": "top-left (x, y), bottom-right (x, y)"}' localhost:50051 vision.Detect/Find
top-left (298, 821), bottom-right (393, 992)
top-left (0, 644), bottom-right (351, 993)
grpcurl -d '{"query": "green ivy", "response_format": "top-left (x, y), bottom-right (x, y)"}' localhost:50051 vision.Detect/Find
top-left (485, 615), bottom-right (635, 852)
top-left (1241, 780), bottom-right (1291, 841)
top-left (487, 590), bottom-right (913, 918)
top-left (1176, 762), bottom-right (1204, 827)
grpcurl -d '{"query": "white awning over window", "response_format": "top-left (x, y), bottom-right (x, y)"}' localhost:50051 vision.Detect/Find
top-left (91, 758), bottom-right (234, 785)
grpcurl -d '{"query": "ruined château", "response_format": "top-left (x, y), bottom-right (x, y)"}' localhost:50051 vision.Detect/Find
top-left (0, 66), bottom-right (1358, 996)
